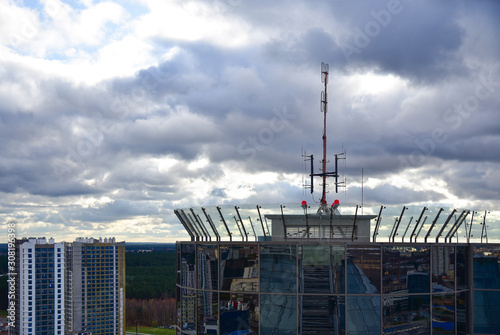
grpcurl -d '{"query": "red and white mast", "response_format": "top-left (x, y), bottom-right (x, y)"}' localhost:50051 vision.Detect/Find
top-left (303, 62), bottom-right (345, 213)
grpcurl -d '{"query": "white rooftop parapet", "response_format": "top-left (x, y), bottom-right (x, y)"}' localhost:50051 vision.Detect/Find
top-left (265, 213), bottom-right (376, 242)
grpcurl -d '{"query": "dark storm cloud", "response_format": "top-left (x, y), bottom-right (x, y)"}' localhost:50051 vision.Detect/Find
top-left (262, 0), bottom-right (467, 83)
top-left (441, 162), bottom-right (500, 201)
top-left (339, 1), bottom-right (466, 81)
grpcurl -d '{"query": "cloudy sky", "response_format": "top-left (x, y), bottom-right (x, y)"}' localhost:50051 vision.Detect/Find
top-left (1, 0), bottom-right (499, 242)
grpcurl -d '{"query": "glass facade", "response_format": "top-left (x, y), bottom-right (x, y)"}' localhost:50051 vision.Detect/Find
top-left (177, 242), bottom-right (500, 334)
top-left (472, 246), bottom-right (500, 334)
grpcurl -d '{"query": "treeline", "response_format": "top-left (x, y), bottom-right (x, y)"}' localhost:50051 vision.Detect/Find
top-left (126, 251), bottom-right (176, 299)
top-left (126, 251), bottom-right (177, 327)
top-left (126, 297), bottom-right (176, 327)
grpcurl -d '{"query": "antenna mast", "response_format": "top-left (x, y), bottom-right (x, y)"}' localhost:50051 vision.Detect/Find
top-left (303, 62), bottom-right (346, 213)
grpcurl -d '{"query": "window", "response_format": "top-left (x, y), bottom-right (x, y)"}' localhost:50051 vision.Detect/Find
top-left (347, 245), bottom-right (381, 294)
top-left (260, 244), bottom-right (296, 293)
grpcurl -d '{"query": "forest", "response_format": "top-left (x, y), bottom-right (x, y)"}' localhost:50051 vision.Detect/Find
top-left (126, 251), bottom-right (176, 299)
top-left (125, 251), bottom-right (177, 327)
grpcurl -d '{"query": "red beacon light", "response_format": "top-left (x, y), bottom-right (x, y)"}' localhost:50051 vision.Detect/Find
top-left (331, 199), bottom-right (340, 211)
top-left (301, 200), bottom-right (308, 210)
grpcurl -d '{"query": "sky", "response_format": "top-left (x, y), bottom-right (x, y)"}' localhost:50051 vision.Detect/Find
top-left (1, 0), bottom-right (499, 243)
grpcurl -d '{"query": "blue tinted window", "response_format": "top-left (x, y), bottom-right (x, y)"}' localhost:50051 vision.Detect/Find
top-left (347, 246), bottom-right (380, 294)
top-left (220, 293), bottom-right (258, 334)
top-left (301, 295), bottom-right (345, 333)
top-left (432, 294), bottom-right (455, 334)
top-left (347, 296), bottom-right (380, 334)
top-left (260, 245), bottom-right (296, 293)
top-left (473, 247), bottom-right (500, 289)
top-left (474, 290), bottom-right (500, 334)
top-left (383, 246), bottom-right (430, 294)
top-left (300, 244), bottom-right (345, 294)
top-left (261, 294), bottom-right (296, 334)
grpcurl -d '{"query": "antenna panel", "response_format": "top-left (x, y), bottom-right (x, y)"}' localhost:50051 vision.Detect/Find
top-left (321, 91), bottom-right (325, 112)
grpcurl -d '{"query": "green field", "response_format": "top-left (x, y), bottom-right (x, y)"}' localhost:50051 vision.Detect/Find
top-left (125, 326), bottom-right (176, 334)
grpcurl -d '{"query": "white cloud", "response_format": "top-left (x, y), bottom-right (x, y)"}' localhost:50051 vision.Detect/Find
top-left (134, 0), bottom-right (265, 48)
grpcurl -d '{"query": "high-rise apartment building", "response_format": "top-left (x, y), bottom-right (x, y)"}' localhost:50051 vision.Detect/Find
top-left (10, 237), bottom-right (125, 335)
top-left (66, 237), bottom-right (126, 335)
top-left (11, 237), bottom-right (65, 335)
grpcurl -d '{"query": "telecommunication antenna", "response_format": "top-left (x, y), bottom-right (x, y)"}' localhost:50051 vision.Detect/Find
top-left (304, 62), bottom-right (346, 213)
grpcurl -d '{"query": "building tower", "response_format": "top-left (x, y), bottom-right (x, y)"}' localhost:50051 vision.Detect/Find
top-left (11, 237), bottom-right (65, 335)
top-left (173, 63), bottom-right (500, 334)
top-left (67, 237), bottom-right (126, 335)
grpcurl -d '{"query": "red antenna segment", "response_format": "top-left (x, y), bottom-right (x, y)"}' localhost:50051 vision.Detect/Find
top-left (320, 62), bottom-right (329, 207)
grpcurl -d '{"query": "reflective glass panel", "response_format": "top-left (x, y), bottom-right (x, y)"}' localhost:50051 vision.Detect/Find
top-left (347, 296), bottom-right (380, 334)
top-left (197, 244), bottom-right (218, 290)
top-left (432, 294), bottom-right (455, 335)
top-left (220, 293), bottom-right (258, 335)
top-left (300, 244), bottom-right (345, 294)
top-left (300, 295), bottom-right (345, 334)
top-left (176, 242), bottom-right (181, 292)
top-left (473, 246), bottom-right (500, 289)
top-left (261, 294), bottom-right (297, 334)
top-left (432, 246), bottom-right (455, 292)
top-left (456, 246), bottom-right (468, 290)
top-left (383, 246), bottom-right (430, 294)
top-left (176, 286), bottom-right (181, 330)
top-left (347, 245), bottom-right (380, 294)
top-left (473, 290), bottom-right (500, 334)
top-left (261, 245), bottom-right (297, 293)
top-left (456, 291), bottom-right (468, 335)
top-left (383, 294), bottom-right (430, 334)
top-left (220, 244), bottom-right (258, 292)
top-left (181, 244), bottom-right (196, 290)
top-left (181, 293), bottom-right (196, 332)
top-left (197, 291), bottom-right (218, 334)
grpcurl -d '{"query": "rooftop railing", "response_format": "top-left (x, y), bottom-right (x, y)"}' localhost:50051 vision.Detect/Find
top-left (174, 204), bottom-right (499, 244)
